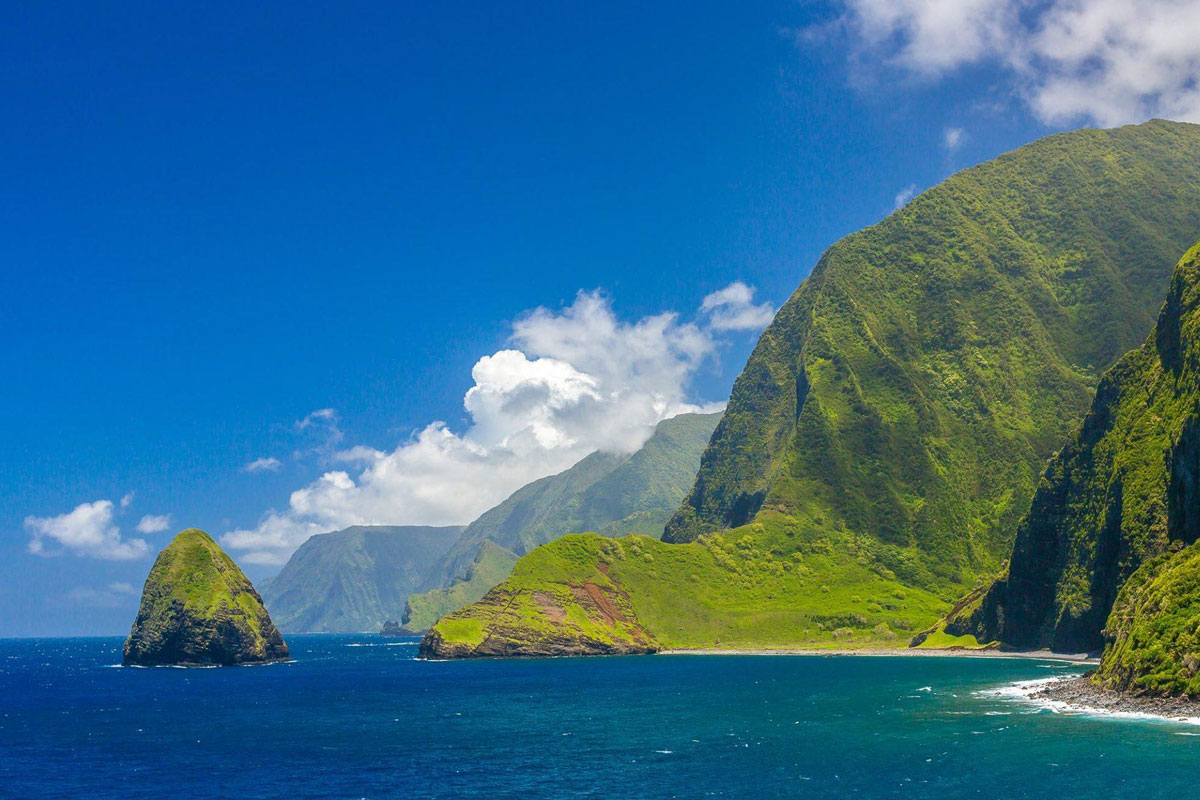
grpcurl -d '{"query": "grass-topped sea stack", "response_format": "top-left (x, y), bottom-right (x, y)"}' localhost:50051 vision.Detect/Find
top-left (123, 529), bottom-right (289, 666)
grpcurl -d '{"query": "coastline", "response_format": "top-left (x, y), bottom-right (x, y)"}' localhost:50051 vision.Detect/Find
top-left (657, 647), bottom-right (1099, 664)
top-left (991, 675), bottom-right (1200, 724)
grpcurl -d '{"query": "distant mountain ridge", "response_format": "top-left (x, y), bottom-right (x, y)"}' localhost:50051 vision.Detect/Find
top-left (261, 525), bottom-right (462, 633)
top-left (419, 411), bottom-right (723, 593)
top-left (402, 411), bottom-right (721, 630)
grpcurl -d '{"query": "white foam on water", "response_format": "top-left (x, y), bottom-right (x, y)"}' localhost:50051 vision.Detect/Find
top-left (983, 676), bottom-right (1200, 726)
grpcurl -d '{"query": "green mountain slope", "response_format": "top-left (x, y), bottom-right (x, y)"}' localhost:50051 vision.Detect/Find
top-left (424, 120), bottom-right (1200, 657)
top-left (405, 412), bottom-right (721, 631)
top-left (952, 241), bottom-right (1200, 654)
top-left (402, 541), bottom-right (519, 632)
top-left (124, 529), bottom-right (288, 666)
top-left (261, 525), bottom-right (462, 633)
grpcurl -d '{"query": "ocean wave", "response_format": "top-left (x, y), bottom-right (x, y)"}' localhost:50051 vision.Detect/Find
top-left (982, 677), bottom-right (1200, 726)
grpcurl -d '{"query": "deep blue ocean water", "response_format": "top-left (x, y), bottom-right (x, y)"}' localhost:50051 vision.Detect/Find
top-left (2, 635), bottom-right (1198, 799)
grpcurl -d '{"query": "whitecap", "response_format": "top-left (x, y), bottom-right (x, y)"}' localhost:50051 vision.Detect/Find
top-left (983, 676), bottom-right (1200, 726)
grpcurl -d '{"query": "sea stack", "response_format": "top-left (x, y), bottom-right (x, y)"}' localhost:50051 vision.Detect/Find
top-left (123, 529), bottom-right (289, 666)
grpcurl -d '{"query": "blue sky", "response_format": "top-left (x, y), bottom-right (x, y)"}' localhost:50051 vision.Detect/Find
top-left (6, 0), bottom-right (1190, 636)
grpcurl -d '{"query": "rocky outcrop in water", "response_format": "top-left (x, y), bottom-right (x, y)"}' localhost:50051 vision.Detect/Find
top-left (123, 529), bottom-right (289, 666)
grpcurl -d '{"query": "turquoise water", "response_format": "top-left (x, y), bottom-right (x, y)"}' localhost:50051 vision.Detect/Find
top-left (2, 636), bottom-right (1197, 799)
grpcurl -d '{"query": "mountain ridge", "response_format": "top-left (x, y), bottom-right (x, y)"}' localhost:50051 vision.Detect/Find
top-left (423, 120), bottom-right (1200, 658)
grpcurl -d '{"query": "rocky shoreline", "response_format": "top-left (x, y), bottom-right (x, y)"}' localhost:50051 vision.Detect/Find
top-left (1029, 675), bottom-right (1200, 721)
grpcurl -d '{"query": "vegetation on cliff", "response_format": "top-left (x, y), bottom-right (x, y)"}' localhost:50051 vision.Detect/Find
top-left (1094, 541), bottom-right (1200, 696)
top-left (262, 525), bottom-right (462, 633)
top-left (427, 120), bottom-right (1200, 657)
top-left (123, 529), bottom-right (288, 666)
top-left (956, 241), bottom-right (1200, 654)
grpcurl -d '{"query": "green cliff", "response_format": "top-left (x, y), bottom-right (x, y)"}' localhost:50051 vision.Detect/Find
top-left (425, 120), bottom-right (1200, 658)
top-left (123, 529), bottom-right (288, 666)
top-left (1093, 541), bottom-right (1200, 696)
top-left (954, 240), bottom-right (1200, 655)
top-left (261, 525), bottom-right (462, 633)
top-left (405, 412), bottom-right (720, 631)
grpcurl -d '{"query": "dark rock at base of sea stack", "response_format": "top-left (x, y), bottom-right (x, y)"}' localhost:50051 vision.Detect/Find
top-left (123, 529), bottom-right (289, 666)
top-left (380, 620), bottom-right (404, 637)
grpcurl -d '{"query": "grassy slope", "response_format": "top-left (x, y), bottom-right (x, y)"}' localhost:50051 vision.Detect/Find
top-left (955, 241), bottom-right (1200, 653)
top-left (1095, 541), bottom-right (1200, 696)
top-left (422, 412), bottom-right (722, 594)
top-left (124, 529), bottom-right (287, 664)
top-left (407, 413), bottom-right (720, 632)
top-left (429, 512), bottom-right (950, 654)
top-left (261, 525), bottom-right (462, 633)
top-left (431, 121), bottom-right (1200, 656)
top-left (402, 541), bottom-right (519, 632)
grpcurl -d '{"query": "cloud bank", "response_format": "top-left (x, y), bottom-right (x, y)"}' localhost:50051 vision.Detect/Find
top-left (820, 0), bottom-right (1200, 126)
top-left (223, 283), bottom-right (774, 565)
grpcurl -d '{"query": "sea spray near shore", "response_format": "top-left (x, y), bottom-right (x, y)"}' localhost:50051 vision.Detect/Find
top-left (985, 675), bottom-right (1200, 726)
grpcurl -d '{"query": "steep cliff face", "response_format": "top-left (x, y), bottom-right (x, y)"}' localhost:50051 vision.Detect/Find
top-left (956, 241), bottom-right (1200, 653)
top-left (1093, 541), bottom-right (1200, 696)
top-left (667, 120), bottom-right (1200, 587)
top-left (124, 529), bottom-right (288, 666)
top-left (262, 525), bottom-right (462, 633)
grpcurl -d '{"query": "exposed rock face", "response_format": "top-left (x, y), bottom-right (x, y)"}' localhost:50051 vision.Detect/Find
top-left (419, 537), bottom-right (661, 659)
top-left (123, 529), bottom-right (289, 666)
top-left (953, 241), bottom-right (1200, 654)
top-left (380, 620), bottom-right (404, 637)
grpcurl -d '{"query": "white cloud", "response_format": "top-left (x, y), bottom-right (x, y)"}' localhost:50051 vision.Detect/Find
top-left (135, 514), bottom-right (172, 534)
top-left (222, 285), bottom-right (766, 565)
top-left (244, 456), bottom-right (282, 473)
top-left (894, 183), bottom-right (918, 209)
top-left (818, 0), bottom-right (1200, 126)
top-left (26, 500), bottom-right (149, 561)
top-left (943, 126), bottom-right (965, 152)
top-left (120, 492), bottom-right (134, 509)
top-left (700, 282), bottom-right (776, 332)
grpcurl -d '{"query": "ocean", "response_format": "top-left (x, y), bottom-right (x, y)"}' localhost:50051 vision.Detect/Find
top-left (2, 635), bottom-right (1196, 799)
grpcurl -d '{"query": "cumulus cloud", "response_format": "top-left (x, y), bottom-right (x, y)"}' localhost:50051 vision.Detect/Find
top-left (26, 500), bottom-right (149, 561)
top-left (893, 183), bottom-right (918, 209)
top-left (135, 514), bottom-right (172, 534)
top-left (700, 282), bottom-right (776, 332)
top-left (223, 284), bottom-right (771, 565)
top-left (244, 456), bottom-right (282, 473)
top-left (943, 126), bottom-right (965, 152)
top-left (815, 0), bottom-right (1200, 126)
